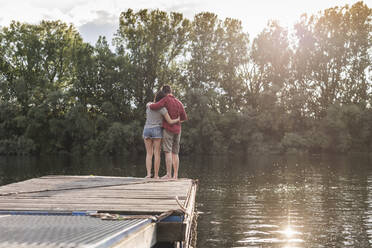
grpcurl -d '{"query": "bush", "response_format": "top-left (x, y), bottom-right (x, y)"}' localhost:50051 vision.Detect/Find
top-left (280, 132), bottom-right (308, 154)
top-left (304, 128), bottom-right (330, 154)
top-left (101, 121), bottom-right (142, 155)
top-left (0, 136), bottom-right (36, 155)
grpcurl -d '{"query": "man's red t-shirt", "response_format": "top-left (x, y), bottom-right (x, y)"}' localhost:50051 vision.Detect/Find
top-left (149, 94), bottom-right (187, 134)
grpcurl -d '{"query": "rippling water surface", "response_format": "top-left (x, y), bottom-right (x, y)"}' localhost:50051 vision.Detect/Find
top-left (192, 155), bottom-right (372, 248)
top-left (0, 154), bottom-right (371, 247)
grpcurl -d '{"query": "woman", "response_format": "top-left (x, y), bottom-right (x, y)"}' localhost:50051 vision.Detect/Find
top-left (143, 91), bottom-right (179, 178)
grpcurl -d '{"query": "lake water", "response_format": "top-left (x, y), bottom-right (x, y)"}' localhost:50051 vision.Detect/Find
top-left (0, 154), bottom-right (371, 248)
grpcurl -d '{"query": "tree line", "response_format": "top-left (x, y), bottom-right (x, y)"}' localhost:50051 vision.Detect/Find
top-left (0, 2), bottom-right (371, 156)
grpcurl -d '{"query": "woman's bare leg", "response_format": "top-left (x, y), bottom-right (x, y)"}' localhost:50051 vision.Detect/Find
top-left (153, 138), bottom-right (162, 179)
top-left (144, 138), bottom-right (154, 178)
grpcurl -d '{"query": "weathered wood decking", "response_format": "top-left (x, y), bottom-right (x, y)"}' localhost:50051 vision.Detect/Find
top-left (0, 176), bottom-right (194, 213)
top-left (0, 176), bottom-right (198, 248)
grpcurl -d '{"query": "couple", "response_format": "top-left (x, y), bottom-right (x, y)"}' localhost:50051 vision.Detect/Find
top-left (143, 85), bottom-right (187, 179)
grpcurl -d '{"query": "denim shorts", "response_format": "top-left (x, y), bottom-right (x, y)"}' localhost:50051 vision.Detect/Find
top-left (143, 126), bottom-right (163, 139)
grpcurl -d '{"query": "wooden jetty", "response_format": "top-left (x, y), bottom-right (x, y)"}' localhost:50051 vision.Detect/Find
top-left (0, 175), bottom-right (198, 248)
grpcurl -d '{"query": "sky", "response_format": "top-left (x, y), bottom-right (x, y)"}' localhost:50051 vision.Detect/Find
top-left (0, 0), bottom-right (365, 46)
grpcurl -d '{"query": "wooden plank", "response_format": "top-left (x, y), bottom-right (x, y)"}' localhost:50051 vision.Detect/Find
top-left (0, 177), bottom-right (192, 194)
top-left (0, 204), bottom-right (182, 213)
top-left (0, 198), bottom-right (185, 204)
top-left (0, 183), bottom-right (193, 194)
top-left (1, 193), bottom-right (189, 200)
top-left (0, 202), bottom-right (182, 208)
top-left (35, 177), bottom-right (192, 187)
top-left (12, 187), bottom-right (191, 193)
top-left (2, 194), bottom-right (189, 201)
top-left (5, 196), bottom-right (188, 201)
top-left (1, 196), bottom-right (185, 200)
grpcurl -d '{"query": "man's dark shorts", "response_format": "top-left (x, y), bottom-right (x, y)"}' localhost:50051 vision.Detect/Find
top-left (162, 129), bottom-right (181, 154)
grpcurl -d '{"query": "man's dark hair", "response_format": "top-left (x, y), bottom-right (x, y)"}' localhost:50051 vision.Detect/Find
top-left (162, 85), bottom-right (172, 94)
top-left (155, 91), bottom-right (166, 102)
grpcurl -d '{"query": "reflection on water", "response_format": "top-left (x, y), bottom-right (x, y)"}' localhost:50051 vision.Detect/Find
top-left (0, 154), bottom-right (371, 247)
top-left (190, 154), bottom-right (372, 248)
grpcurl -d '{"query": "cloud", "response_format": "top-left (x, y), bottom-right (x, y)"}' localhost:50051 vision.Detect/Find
top-left (29, 0), bottom-right (90, 12)
top-left (165, 1), bottom-right (202, 18)
top-left (0, 0), bottom-right (75, 26)
top-left (78, 10), bottom-right (118, 46)
top-left (67, 1), bottom-right (124, 26)
top-left (0, 0), bottom-right (362, 45)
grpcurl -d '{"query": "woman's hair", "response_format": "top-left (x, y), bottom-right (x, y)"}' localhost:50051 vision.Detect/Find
top-left (162, 85), bottom-right (171, 94)
top-left (154, 90), bottom-right (166, 102)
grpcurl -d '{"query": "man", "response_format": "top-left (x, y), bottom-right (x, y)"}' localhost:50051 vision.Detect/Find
top-left (150, 85), bottom-right (187, 179)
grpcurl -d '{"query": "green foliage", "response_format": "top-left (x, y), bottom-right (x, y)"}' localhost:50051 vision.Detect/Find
top-left (101, 121), bottom-right (142, 156)
top-left (0, 136), bottom-right (36, 155)
top-left (303, 128), bottom-right (330, 153)
top-left (280, 132), bottom-right (309, 154)
top-left (0, 2), bottom-right (370, 156)
top-left (114, 9), bottom-right (190, 113)
top-left (293, 2), bottom-right (371, 117)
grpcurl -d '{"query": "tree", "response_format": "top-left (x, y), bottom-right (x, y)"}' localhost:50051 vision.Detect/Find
top-left (0, 21), bottom-right (83, 113)
top-left (217, 18), bottom-right (249, 112)
top-left (114, 9), bottom-right (190, 115)
top-left (293, 2), bottom-right (371, 118)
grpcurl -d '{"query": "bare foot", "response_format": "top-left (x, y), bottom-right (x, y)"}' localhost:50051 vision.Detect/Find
top-left (153, 175), bottom-right (160, 179)
top-left (145, 175), bottom-right (151, 179)
top-left (161, 175), bottom-right (171, 179)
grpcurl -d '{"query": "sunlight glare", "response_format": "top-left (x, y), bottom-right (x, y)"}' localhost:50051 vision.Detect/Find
top-left (280, 226), bottom-right (302, 238)
top-left (201, 0), bottom-right (362, 37)
top-left (284, 227), bottom-right (295, 237)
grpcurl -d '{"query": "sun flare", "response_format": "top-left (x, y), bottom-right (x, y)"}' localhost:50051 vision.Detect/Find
top-left (281, 226), bottom-right (300, 238)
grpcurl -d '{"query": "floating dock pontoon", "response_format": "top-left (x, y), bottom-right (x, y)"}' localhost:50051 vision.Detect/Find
top-left (0, 176), bottom-right (198, 248)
